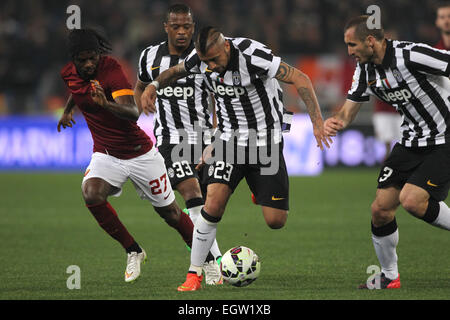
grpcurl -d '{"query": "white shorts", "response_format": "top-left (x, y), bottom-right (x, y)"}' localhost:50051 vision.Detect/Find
top-left (82, 148), bottom-right (175, 207)
top-left (373, 112), bottom-right (402, 144)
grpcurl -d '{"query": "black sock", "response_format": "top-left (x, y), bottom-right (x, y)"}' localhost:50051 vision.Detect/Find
top-left (125, 241), bottom-right (142, 254)
top-left (422, 199), bottom-right (439, 223)
top-left (205, 251), bottom-right (215, 263)
top-left (186, 197), bottom-right (204, 210)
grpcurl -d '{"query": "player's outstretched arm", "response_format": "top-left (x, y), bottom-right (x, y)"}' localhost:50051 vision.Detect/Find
top-left (57, 94), bottom-right (77, 132)
top-left (140, 62), bottom-right (190, 115)
top-left (324, 100), bottom-right (362, 136)
top-left (275, 61), bottom-right (332, 150)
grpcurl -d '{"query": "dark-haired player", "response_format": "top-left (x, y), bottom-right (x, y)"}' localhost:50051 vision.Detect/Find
top-left (325, 15), bottom-right (450, 289)
top-left (134, 4), bottom-right (222, 285)
top-left (141, 26), bottom-right (330, 291)
top-left (58, 28), bottom-right (197, 283)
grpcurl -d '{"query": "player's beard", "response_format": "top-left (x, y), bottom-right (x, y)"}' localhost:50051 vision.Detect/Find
top-left (361, 46), bottom-right (375, 64)
top-left (216, 50), bottom-right (231, 75)
top-left (79, 68), bottom-right (97, 81)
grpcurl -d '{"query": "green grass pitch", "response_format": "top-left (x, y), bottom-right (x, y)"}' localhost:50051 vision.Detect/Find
top-left (0, 169), bottom-right (449, 300)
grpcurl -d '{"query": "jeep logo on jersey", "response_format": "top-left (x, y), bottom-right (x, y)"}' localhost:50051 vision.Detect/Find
top-left (210, 80), bottom-right (245, 97)
top-left (374, 87), bottom-right (414, 105)
top-left (157, 86), bottom-right (194, 100)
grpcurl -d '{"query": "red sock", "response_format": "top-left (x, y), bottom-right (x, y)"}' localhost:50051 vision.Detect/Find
top-left (172, 209), bottom-right (194, 248)
top-left (86, 201), bottom-right (135, 249)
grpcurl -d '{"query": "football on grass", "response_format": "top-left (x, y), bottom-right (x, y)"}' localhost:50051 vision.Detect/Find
top-left (220, 246), bottom-right (261, 287)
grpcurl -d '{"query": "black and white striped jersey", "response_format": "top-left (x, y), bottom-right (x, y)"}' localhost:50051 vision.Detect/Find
top-left (184, 37), bottom-right (289, 146)
top-left (138, 41), bottom-right (213, 146)
top-left (348, 39), bottom-right (450, 147)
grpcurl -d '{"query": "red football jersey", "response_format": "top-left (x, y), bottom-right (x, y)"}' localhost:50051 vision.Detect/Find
top-left (61, 56), bottom-right (152, 159)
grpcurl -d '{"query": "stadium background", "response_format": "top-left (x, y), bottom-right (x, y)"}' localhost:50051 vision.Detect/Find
top-left (1, 0), bottom-right (449, 301)
top-left (0, 0), bottom-right (445, 171)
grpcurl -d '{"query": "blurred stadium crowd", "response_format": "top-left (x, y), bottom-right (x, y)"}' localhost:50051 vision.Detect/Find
top-left (0, 0), bottom-right (444, 115)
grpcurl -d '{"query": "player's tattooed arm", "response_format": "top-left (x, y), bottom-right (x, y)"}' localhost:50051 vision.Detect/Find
top-left (275, 61), bottom-right (296, 83)
top-left (155, 62), bottom-right (190, 88)
top-left (140, 62), bottom-right (190, 115)
top-left (275, 61), bottom-right (322, 123)
top-left (275, 60), bottom-right (332, 150)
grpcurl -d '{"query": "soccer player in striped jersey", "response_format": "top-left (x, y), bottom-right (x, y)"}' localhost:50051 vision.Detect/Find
top-left (325, 15), bottom-right (450, 289)
top-left (58, 28), bottom-right (201, 283)
top-left (141, 26), bottom-right (331, 291)
top-left (133, 4), bottom-right (222, 285)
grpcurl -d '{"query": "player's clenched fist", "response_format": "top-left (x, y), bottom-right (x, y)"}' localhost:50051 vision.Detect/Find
top-left (90, 80), bottom-right (108, 108)
top-left (324, 117), bottom-right (344, 137)
top-left (141, 84), bottom-right (157, 115)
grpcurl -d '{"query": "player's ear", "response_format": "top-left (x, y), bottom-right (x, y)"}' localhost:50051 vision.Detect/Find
top-left (164, 22), bottom-right (168, 34)
top-left (224, 39), bottom-right (230, 52)
top-left (366, 35), bottom-right (375, 48)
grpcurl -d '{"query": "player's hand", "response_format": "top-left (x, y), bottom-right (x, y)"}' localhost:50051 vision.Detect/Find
top-left (312, 120), bottom-right (333, 151)
top-left (324, 117), bottom-right (344, 137)
top-left (141, 84), bottom-right (157, 115)
top-left (90, 80), bottom-right (108, 107)
top-left (57, 109), bottom-right (76, 132)
top-left (195, 144), bottom-right (214, 171)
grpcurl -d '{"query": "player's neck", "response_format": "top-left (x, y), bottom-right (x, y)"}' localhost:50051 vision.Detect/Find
top-left (168, 43), bottom-right (189, 56)
top-left (372, 39), bottom-right (387, 65)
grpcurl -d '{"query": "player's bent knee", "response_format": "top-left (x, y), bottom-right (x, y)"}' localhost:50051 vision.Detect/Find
top-left (399, 195), bottom-right (425, 217)
top-left (371, 199), bottom-right (394, 219)
top-left (267, 220), bottom-right (286, 229)
top-left (176, 178), bottom-right (203, 201)
top-left (204, 200), bottom-right (226, 218)
top-left (82, 188), bottom-right (107, 206)
top-left (82, 178), bottom-right (112, 205)
top-left (263, 209), bottom-right (288, 229)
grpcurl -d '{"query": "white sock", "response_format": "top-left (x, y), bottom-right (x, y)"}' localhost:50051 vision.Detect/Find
top-left (372, 229), bottom-right (399, 280)
top-left (187, 205), bottom-right (202, 222)
top-left (189, 215), bottom-right (218, 275)
top-left (188, 205), bottom-right (222, 260)
top-left (431, 202), bottom-right (450, 230)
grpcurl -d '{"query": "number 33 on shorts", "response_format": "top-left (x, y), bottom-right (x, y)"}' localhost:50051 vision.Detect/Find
top-left (379, 166), bottom-right (394, 183)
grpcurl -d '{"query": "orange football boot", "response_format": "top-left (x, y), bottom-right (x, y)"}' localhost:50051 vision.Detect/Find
top-left (177, 273), bottom-right (203, 292)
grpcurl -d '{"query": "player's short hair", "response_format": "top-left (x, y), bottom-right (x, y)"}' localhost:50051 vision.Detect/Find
top-left (67, 28), bottom-right (112, 58)
top-left (166, 3), bottom-right (193, 21)
top-left (344, 15), bottom-right (384, 42)
top-left (195, 26), bottom-right (223, 55)
top-left (437, 0), bottom-right (450, 10)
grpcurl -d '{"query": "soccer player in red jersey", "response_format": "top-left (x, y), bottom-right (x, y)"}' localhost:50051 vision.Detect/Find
top-left (58, 28), bottom-right (196, 283)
